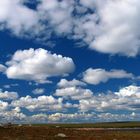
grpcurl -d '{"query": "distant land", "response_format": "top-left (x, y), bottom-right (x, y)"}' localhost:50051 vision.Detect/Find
top-left (0, 121), bottom-right (140, 140)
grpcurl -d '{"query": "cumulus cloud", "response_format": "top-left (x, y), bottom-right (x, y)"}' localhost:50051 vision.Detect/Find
top-left (32, 88), bottom-right (45, 95)
top-left (0, 89), bottom-right (18, 100)
top-left (11, 95), bottom-right (64, 112)
top-left (115, 85), bottom-right (140, 97)
top-left (0, 107), bottom-right (26, 123)
top-left (47, 112), bottom-right (140, 123)
top-left (0, 0), bottom-right (140, 56)
top-left (4, 85), bottom-right (140, 119)
top-left (27, 112), bottom-right (140, 123)
top-left (37, 0), bottom-right (74, 35)
top-left (82, 68), bottom-right (133, 85)
top-left (57, 78), bottom-right (86, 88)
top-left (0, 110), bottom-right (139, 123)
top-left (55, 86), bottom-right (93, 100)
top-left (91, 0), bottom-right (140, 56)
top-left (0, 0), bottom-right (39, 35)
top-left (47, 112), bottom-right (96, 122)
top-left (0, 85), bottom-right (140, 123)
top-left (6, 48), bottom-right (75, 83)
top-left (79, 85), bottom-right (140, 112)
top-left (0, 100), bottom-right (8, 111)
top-left (56, 78), bottom-right (90, 100)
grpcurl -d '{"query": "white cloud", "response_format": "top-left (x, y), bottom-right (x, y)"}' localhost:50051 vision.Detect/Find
top-left (37, 0), bottom-right (74, 35)
top-left (55, 86), bottom-right (93, 100)
top-left (91, 0), bottom-right (140, 57)
top-left (28, 112), bottom-right (140, 123)
top-left (29, 113), bottom-right (48, 123)
top-left (115, 85), bottom-right (140, 97)
top-left (0, 89), bottom-right (18, 100)
top-left (82, 68), bottom-right (133, 85)
top-left (0, 0), bottom-right (140, 56)
top-left (40, 0), bottom-right (140, 56)
top-left (57, 78), bottom-right (86, 88)
top-left (25, 112), bottom-right (97, 123)
top-left (79, 85), bottom-right (140, 112)
top-left (0, 100), bottom-right (8, 111)
top-left (0, 85), bottom-right (140, 123)
top-left (47, 112), bottom-right (96, 122)
top-left (0, 111), bottom-right (139, 123)
top-left (0, 107), bottom-right (26, 123)
top-left (0, 0), bottom-right (39, 35)
top-left (11, 95), bottom-right (64, 112)
top-left (47, 112), bottom-right (139, 122)
top-left (73, 0), bottom-right (140, 57)
top-left (6, 48), bottom-right (75, 83)
top-left (32, 88), bottom-right (45, 95)
top-left (6, 82), bottom-right (140, 116)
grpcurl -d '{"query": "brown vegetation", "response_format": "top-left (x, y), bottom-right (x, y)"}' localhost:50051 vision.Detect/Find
top-left (0, 125), bottom-right (140, 140)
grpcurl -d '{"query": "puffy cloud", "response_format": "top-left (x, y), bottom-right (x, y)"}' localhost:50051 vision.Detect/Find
top-left (57, 78), bottom-right (86, 88)
top-left (0, 0), bottom-right (39, 35)
top-left (55, 86), bottom-right (93, 100)
top-left (0, 91), bottom-right (22, 122)
top-left (6, 48), bottom-right (75, 83)
top-left (0, 100), bottom-right (8, 111)
top-left (11, 95), bottom-right (64, 112)
top-left (74, 0), bottom-right (140, 57)
top-left (91, 0), bottom-right (140, 57)
top-left (0, 89), bottom-right (18, 100)
top-left (0, 111), bottom-right (139, 123)
top-left (82, 68), bottom-right (133, 85)
top-left (0, 107), bottom-right (26, 123)
top-left (47, 112), bottom-right (96, 122)
top-left (37, 0), bottom-right (140, 56)
top-left (47, 112), bottom-right (140, 122)
top-left (29, 113), bottom-right (48, 123)
top-left (25, 112), bottom-right (96, 123)
top-left (37, 0), bottom-right (74, 34)
top-left (28, 112), bottom-right (140, 123)
top-left (79, 85), bottom-right (140, 112)
top-left (32, 88), bottom-right (45, 95)
top-left (56, 78), bottom-right (92, 101)
top-left (7, 84), bottom-right (140, 116)
top-left (0, 0), bottom-right (140, 56)
top-left (0, 85), bottom-right (140, 123)
top-left (115, 85), bottom-right (140, 97)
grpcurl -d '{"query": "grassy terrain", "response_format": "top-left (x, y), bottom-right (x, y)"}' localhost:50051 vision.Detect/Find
top-left (32, 121), bottom-right (140, 128)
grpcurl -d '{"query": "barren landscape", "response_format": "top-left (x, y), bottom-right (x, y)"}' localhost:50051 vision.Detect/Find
top-left (0, 122), bottom-right (140, 140)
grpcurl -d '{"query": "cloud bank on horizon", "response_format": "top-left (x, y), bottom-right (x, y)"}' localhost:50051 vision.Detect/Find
top-left (0, 0), bottom-right (140, 123)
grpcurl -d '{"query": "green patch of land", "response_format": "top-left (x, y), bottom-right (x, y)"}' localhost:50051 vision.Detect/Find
top-left (32, 121), bottom-right (140, 128)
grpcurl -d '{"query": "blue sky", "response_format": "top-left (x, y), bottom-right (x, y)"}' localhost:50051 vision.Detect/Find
top-left (0, 0), bottom-right (140, 123)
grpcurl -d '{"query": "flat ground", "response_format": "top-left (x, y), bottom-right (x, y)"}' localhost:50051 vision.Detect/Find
top-left (0, 122), bottom-right (140, 140)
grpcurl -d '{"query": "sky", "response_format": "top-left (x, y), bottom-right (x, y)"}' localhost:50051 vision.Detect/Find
top-left (0, 0), bottom-right (140, 123)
